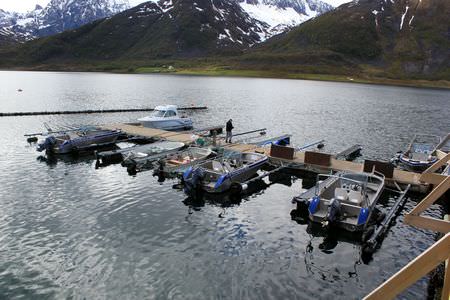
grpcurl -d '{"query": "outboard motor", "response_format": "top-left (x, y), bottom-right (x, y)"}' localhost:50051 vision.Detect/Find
top-left (325, 198), bottom-right (342, 225)
top-left (37, 136), bottom-right (57, 152)
top-left (184, 167), bottom-right (205, 195)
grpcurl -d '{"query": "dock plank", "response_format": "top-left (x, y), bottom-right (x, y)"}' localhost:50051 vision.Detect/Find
top-left (101, 123), bottom-right (195, 143)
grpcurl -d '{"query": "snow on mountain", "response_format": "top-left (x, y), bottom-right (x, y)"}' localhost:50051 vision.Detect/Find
top-left (238, 0), bottom-right (333, 37)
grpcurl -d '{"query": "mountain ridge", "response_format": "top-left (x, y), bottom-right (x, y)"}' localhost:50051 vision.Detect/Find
top-left (0, 0), bottom-right (333, 46)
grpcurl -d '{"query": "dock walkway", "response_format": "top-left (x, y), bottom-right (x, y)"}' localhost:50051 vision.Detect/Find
top-left (101, 123), bottom-right (444, 190)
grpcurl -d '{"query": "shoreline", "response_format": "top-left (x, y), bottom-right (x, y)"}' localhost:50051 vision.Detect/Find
top-left (2, 66), bottom-right (449, 90)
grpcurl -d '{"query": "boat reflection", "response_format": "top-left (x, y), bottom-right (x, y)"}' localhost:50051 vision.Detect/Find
top-left (292, 210), bottom-right (374, 264)
top-left (182, 172), bottom-right (293, 213)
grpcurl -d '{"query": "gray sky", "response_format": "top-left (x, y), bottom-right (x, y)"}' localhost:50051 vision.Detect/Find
top-left (0, 0), bottom-right (350, 13)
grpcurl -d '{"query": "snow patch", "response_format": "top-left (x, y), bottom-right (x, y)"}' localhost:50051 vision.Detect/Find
top-left (239, 2), bottom-right (309, 38)
top-left (400, 5), bottom-right (408, 30)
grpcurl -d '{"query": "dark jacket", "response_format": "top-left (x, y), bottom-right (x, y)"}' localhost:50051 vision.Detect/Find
top-left (226, 120), bottom-right (234, 132)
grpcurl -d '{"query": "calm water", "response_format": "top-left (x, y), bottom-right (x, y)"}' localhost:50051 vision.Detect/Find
top-left (0, 71), bottom-right (449, 299)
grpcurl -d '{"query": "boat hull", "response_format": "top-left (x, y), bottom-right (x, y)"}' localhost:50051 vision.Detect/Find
top-left (139, 118), bottom-right (193, 131)
top-left (39, 130), bottom-right (122, 154)
top-left (398, 155), bottom-right (437, 172)
top-left (184, 153), bottom-right (268, 194)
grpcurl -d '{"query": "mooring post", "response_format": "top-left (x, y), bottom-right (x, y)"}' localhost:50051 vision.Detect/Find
top-left (212, 130), bottom-right (217, 146)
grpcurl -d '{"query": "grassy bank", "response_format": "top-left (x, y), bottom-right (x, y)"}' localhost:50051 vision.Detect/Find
top-left (134, 66), bottom-right (450, 89)
top-left (2, 61), bottom-right (449, 89)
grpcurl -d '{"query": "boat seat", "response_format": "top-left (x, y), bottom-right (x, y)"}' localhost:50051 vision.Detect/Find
top-left (411, 152), bottom-right (429, 161)
top-left (222, 162), bottom-right (233, 173)
top-left (334, 188), bottom-right (348, 201)
top-left (212, 161), bottom-right (223, 172)
top-left (348, 190), bottom-right (363, 206)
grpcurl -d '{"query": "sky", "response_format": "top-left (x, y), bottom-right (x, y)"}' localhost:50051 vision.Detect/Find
top-left (0, 0), bottom-right (350, 13)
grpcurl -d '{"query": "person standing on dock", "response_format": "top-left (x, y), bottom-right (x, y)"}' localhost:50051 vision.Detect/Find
top-left (226, 119), bottom-right (234, 143)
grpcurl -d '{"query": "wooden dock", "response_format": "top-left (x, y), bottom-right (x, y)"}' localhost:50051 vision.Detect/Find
top-left (100, 123), bottom-right (446, 191)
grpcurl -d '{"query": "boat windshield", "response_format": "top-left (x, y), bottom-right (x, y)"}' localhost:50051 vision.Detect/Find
top-left (315, 174), bottom-right (367, 196)
top-left (152, 110), bottom-right (167, 117)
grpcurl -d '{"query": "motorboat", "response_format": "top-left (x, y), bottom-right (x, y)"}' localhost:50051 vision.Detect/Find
top-left (395, 134), bottom-right (441, 172)
top-left (124, 146), bottom-right (214, 175)
top-left (183, 152), bottom-right (268, 193)
top-left (37, 127), bottom-right (122, 154)
top-left (154, 147), bottom-right (215, 174)
top-left (294, 172), bottom-right (385, 232)
top-left (120, 141), bottom-right (186, 167)
top-left (138, 105), bottom-right (193, 131)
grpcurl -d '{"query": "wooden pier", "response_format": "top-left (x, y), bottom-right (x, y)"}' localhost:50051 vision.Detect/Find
top-left (99, 123), bottom-right (441, 191)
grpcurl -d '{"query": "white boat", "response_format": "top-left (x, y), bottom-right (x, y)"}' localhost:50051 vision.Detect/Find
top-left (295, 172), bottom-right (385, 232)
top-left (183, 152), bottom-right (268, 193)
top-left (138, 105), bottom-right (193, 131)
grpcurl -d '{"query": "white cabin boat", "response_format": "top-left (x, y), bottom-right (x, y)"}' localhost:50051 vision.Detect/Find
top-left (138, 105), bottom-right (193, 131)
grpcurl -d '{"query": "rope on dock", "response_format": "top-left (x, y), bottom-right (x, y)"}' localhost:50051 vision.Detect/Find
top-left (0, 107), bottom-right (208, 117)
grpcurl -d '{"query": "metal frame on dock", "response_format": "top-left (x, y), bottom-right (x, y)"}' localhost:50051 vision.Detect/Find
top-left (364, 152), bottom-right (450, 300)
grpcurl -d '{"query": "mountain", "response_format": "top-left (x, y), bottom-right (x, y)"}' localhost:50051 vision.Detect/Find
top-left (0, 0), bottom-right (130, 45)
top-left (246, 0), bottom-right (450, 79)
top-left (0, 0), bottom-right (333, 47)
top-left (4, 0), bottom-right (273, 62)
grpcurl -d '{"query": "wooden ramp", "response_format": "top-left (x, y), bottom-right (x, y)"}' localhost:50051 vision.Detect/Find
top-left (101, 123), bottom-right (195, 144)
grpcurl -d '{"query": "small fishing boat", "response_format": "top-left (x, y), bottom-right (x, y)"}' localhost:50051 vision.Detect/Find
top-left (294, 172), bottom-right (385, 232)
top-left (395, 134), bottom-right (441, 172)
top-left (183, 152), bottom-right (268, 193)
top-left (155, 147), bottom-right (215, 173)
top-left (120, 141), bottom-right (186, 167)
top-left (37, 127), bottom-right (122, 154)
top-left (124, 146), bottom-right (214, 175)
top-left (138, 105), bottom-right (193, 131)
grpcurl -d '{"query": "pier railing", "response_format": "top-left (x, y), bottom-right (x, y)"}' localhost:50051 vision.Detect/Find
top-left (364, 153), bottom-right (450, 300)
top-left (363, 233), bottom-right (449, 300)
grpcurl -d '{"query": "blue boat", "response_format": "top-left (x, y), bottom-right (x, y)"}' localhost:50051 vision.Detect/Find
top-left (295, 172), bottom-right (385, 232)
top-left (398, 134), bottom-right (441, 172)
top-left (37, 127), bottom-right (122, 154)
top-left (183, 152), bottom-right (268, 193)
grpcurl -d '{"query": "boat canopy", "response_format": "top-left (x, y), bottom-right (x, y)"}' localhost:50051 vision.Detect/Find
top-left (152, 105), bottom-right (178, 117)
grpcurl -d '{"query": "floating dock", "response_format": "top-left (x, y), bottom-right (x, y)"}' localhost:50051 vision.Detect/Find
top-left (1, 106), bottom-right (207, 117)
top-left (99, 123), bottom-right (448, 192)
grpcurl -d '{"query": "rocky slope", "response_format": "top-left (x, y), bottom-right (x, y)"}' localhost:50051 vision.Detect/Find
top-left (250, 0), bottom-right (450, 79)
